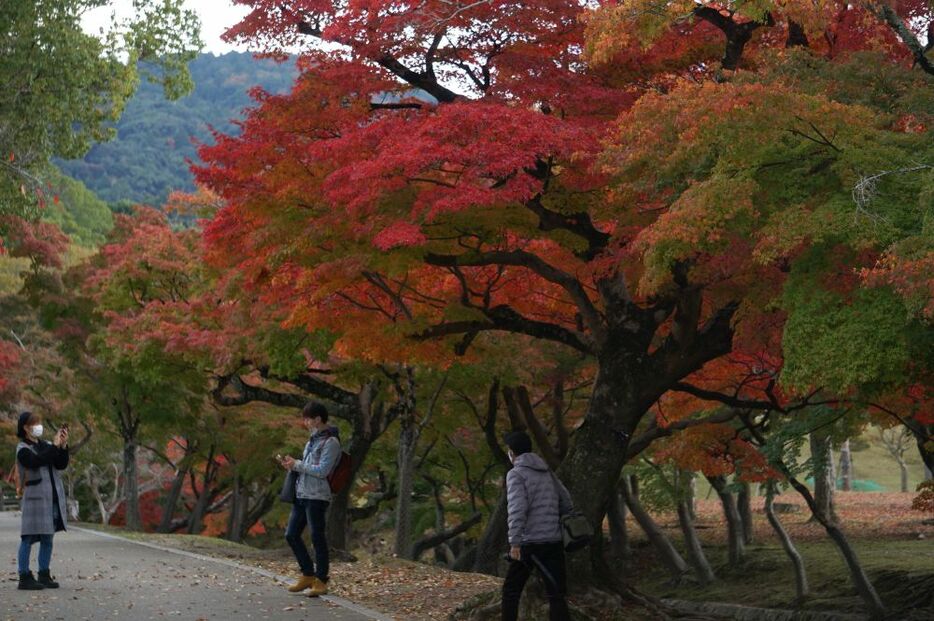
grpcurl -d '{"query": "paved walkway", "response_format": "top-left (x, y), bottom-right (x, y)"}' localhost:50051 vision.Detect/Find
top-left (0, 511), bottom-right (383, 621)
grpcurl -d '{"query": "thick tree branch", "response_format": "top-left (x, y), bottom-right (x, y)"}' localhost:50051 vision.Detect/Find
top-left (415, 304), bottom-right (594, 354)
top-left (871, 4), bottom-right (934, 76)
top-left (211, 374), bottom-right (306, 409)
top-left (671, 382), bottom-right (774, 411)
top-left (291, 9), bottom-right (459, 102)
top-left (694, 8), bottom-right (774, 70)
top-left (257, 367), bottom-right (358, 407)
top-left (424, 250), bottom-right (604, 345)
top-left (524, 195), bottom-right (610, 260)
top-left (626, 409), bottom-right (741, 458)
top-left (411, 512), bottom-right (482, 560)
top-left (649, 302), bottom-right (739, 397)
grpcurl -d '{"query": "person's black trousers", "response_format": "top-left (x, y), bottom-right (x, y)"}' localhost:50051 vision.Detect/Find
top-left (284, 498), bottom-right (330, 581)
top-left (501, 541), bottom-right (570, 621)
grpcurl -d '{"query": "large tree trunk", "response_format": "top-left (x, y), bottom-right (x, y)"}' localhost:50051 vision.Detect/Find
top-left (685, 470), bottom-right (697, 520)
top-left (839, 440), bottom-right (853, 492)
top-left (904, 420), bottom-right (934, 478)
top-left (157, 461), bottom-right (190, 533)
top-left (187, 478), bottom-right (212, 534)
top-left (226, 472), bottom-right (247, 542)
top-left (394, 416), bottom-right (418, 559)
top-left (188, 446), bottom-right (219, 535)
top-left (748, 424), bottom-right (885, 619)
top-left (677, 498), bottom-right (715, 585)
top-left (242, 485), bottom-right (275, 540)
top-left (122, 437), bottom-right (142, 531)
top-left (737, 481), bottom-right (754, 545)
top-left (786, 473), bottom-right (884, 618)
top-left (467, 487), bottom-right (509, 576)
top-left (328, 383), bottom-right (396, 550)
top-left (810, 432), bottom-right (838, 524)
top-left (557, 362), bottom-right (658, 590)
top-left (620, 475), bottom-right (689, 581)
top-left (329, 429), bottom-right (377, 549)
top-left (606, 487), bottom-right (631, 561)
top-left (708, 475), bottom-right (745, 565)
top-left (897, 457), bottom-right (909, 493)
top-left (765, 482), bottom-right (808, 602)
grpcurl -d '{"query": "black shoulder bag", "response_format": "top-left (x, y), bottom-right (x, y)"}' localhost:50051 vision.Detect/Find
top-left (549, 472), bottom-right (593, 552)
top-left (279, 470), bottom-right (298, 503)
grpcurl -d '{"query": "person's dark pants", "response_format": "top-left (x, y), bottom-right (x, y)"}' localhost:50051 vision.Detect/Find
top-left (501, 541), bottom-right (570, 621)
top-left (284, 498), bottom-right (330, 581)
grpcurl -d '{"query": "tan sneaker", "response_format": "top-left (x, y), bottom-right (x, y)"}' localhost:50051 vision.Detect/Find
top-left (308, 577), bottom-right (328, 597)
top-left (287, 575), bottom-right (317, 593)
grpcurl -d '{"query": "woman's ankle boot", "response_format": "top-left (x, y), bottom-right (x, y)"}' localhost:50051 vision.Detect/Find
top-left (18, 571), bottom-right (45, 590)
top-left (37, 570), bottom-right (59, 588)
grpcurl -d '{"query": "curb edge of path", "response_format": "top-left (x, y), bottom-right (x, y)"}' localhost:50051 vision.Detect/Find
top-left (71, 525), bottom-right (395, 621)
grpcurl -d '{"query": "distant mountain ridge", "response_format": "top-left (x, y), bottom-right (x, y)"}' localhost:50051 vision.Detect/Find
top-left (58, 52), bottom-right (297, 207)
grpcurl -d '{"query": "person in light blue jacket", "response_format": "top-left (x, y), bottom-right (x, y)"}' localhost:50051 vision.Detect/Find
top-left (278, 402), bottom-right (341, 597)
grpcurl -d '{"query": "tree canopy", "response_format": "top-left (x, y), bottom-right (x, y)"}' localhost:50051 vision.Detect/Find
top-left (0, 0), bottom-right (201, 228)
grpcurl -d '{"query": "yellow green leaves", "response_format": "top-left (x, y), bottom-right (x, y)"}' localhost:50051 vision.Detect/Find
top-left (601, 76), bottom-right (917, 295)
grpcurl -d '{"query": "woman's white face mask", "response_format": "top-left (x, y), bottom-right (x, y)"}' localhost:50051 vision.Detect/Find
top-left (30, 424), bottom-right (44, 438)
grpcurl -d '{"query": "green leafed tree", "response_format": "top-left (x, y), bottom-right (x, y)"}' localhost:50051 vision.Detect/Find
top-left (0, 0), bottom-right (201, 225)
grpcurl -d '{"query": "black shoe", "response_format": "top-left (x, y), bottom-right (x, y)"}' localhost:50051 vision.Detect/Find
top-left (18, 571), bottom-right (45, 590)
top-left (37, 570), bottom-right (59, 589)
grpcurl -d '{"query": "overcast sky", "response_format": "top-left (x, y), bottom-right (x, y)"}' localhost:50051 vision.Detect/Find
top-left (82, 1), bottom-right (254, 55)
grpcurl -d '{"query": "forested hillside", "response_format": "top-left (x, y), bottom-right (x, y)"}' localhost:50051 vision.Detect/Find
top-left (58, 52), bottom-right (296, 206)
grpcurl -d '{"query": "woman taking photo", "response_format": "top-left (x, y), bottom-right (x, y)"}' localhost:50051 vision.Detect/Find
top-left (14, 411), bottom-right (69, 590)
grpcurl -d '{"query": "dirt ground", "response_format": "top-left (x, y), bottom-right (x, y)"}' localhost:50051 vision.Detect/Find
top-left (81, 490), bottom-right (933, 621)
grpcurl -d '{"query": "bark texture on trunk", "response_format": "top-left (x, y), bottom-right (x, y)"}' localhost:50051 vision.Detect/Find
top-left (765, 483), bottom-right (808, 602)
top-left (839, 440), bottom-right (853, 492)
top-left (737, 481), bottom-right (754, 545)
top-left (468, 487), bottom-right (509, 576)
top-left (558, 360), bottom-right (655, 588)
top-left (708, 475), bottom-right (745, 565)
top-left (685, 470), bottom-right (697, 520)
top-left (188, 445), bottom-right (219, 535)
top-left (157, 462), bottom-right (190, 533)
top-left (748, 423), bottom-right (885, 620)
top-left (394, 417), bottom-right (418, 558)
top-left (621, 475), bottom-right (689, 580)
top-left (122, 439), bottom-right (141, 531)
top-left (606, 488), bottom-right (631, 560)
top-left (787, 473), bottom-right (885, 619)
top-left (677, 499), bottom-right (715, 584)
top-left (810, 432), bottom-right (838, 524)
top-left (227, 472), bottom-right (246, 542)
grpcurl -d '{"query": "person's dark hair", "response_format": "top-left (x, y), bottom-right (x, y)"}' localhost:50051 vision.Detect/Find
top-left (16, 411), bottom-right (39, 440)
top-left (503, 430), bottom-right (532, 456)
top-left (302, 401), bottom-right (329, 423)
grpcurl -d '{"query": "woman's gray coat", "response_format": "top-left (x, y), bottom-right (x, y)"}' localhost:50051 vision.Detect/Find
top-left (16, 440), bottom-right (69, 536)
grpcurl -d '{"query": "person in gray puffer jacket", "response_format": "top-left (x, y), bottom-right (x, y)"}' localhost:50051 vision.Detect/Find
top-left (502, 430), bottom-right (571, 621)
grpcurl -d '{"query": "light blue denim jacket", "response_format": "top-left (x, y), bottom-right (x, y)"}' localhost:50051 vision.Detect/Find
top-left (291, 426), bottom-right (341, 502)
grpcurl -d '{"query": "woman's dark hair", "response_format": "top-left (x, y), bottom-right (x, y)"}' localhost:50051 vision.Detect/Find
top-left (16, 411), bottom-right (39, 440)
top-left (302, 401), bottom-right (329, 423)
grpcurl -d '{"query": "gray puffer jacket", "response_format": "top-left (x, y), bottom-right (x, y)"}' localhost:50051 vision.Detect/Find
top-left (292, 426), bottom-right (341, 502)
top-left (506, 452), bottom-right (572, 546)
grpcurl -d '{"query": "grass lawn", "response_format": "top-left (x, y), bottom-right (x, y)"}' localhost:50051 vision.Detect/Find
top-left (633, 493), bottom-right (934, 619)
